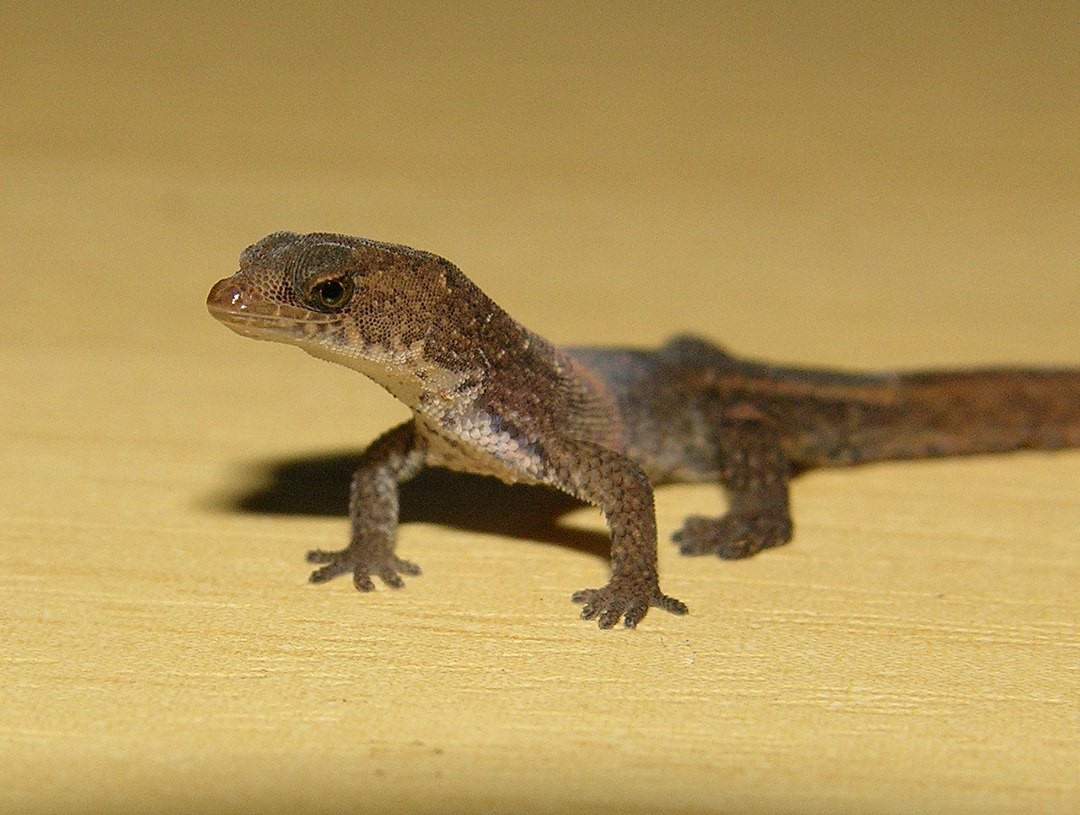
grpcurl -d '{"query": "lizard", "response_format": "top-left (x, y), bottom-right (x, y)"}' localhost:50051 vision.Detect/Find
top-left (206, 231), bottom-right (1080, 628)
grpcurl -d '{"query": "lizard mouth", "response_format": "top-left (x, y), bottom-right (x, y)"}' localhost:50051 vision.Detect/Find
top-left (206, 277), bottom-right (341, 342)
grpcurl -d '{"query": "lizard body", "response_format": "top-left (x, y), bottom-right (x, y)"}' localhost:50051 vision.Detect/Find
top-left (207, 231), bottom-right (1080, 628)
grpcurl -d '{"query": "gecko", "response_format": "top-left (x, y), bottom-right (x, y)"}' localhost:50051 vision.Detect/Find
top-left (207, 231), bottom-right (1080, 628)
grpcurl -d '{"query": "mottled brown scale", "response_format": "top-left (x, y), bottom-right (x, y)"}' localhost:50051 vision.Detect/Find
top-left (208, 232), bottom-right (1080, 628)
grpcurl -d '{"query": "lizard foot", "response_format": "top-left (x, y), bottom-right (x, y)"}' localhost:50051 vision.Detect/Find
top-left (305, 546), bottom-right (421, 591)
top-left (571, 581), bottom-right (688, 629)
top-left (673, 512), bottom-right (792, 559)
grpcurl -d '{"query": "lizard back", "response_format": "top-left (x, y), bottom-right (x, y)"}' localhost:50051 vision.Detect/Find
top-left (568, 336), bottom-right (1080, 480)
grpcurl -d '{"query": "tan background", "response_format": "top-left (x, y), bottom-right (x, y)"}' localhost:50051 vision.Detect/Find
top-left (2, 3), bottom-right (1078, 813)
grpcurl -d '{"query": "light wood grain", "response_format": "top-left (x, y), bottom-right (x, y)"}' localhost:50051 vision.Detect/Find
top-left (2, 4), bottom-right (1078, 813)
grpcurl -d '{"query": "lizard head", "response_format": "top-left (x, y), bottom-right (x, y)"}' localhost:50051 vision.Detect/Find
top-left (209, 231), bottom-right (365, 344)
top-left (207, 231), bottom-right (506, 402)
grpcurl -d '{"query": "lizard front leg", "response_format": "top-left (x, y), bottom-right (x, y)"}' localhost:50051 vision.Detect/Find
top-left (673, 412), bottom-right (794, 559)
top-left (306, 420), bottom-right (428, 590)
top-left (550, 440), bottom-right (688, 628)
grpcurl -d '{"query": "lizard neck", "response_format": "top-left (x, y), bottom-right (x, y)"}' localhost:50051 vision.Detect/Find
top-left (300, 333), bottom-right (482, 412)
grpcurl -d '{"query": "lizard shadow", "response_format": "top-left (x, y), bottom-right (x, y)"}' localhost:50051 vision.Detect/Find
top-left (214, 451), bottom-right (610, 560)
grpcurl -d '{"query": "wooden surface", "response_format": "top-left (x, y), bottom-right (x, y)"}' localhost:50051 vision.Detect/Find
top-left (2, 3), bottom-right (1078, 813)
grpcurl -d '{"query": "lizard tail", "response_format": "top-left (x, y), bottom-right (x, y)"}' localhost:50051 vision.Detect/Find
top-left (847, 369), bottom-right (1080, 462)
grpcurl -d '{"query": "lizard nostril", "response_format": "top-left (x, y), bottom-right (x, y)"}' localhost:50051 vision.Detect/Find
top-left (206, 277), bottom-right (256, 314)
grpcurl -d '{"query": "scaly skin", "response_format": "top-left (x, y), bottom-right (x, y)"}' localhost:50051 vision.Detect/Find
top-left (207, 231), bottom-right (1080, 628)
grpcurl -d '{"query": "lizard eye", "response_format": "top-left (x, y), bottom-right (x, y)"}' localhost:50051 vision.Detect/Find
top-left (308, 278), bottom-right (353, 311)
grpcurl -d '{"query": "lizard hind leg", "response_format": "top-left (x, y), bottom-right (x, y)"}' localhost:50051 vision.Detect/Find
top-left (672, 416), bottom-right (794, 559)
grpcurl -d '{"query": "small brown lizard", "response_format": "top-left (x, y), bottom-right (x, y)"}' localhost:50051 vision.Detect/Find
top-left (207, 231), bottom-right (1080, 628)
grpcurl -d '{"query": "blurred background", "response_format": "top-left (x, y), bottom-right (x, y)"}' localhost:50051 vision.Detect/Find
top-left (4, 1), bottom-right (1077, 363)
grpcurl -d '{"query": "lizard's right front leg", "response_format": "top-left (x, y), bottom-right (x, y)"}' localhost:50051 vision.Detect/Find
top-left (306, 420), bottom-right (428, 590)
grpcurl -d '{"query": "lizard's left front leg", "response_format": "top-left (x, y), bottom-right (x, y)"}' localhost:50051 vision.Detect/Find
top-left (550, 440), bottom-right (688, 628)
top-left (673, 412), bottom-right (794, 559)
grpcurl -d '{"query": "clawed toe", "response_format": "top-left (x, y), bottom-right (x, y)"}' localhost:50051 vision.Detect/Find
top-left (304, 547), bottom-right (420, 590)
top-left (572, 583), bottom-right (687, 628)
top-left (673, 512), bottom-right (792, 559)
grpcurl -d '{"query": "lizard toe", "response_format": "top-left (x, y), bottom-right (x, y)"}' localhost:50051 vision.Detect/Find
top-left (572, 582), bottom-right (687, 628)
top-left (674, 512), bottom-right (793, 559)
top-left (305, 547), bottom-right (421, 590)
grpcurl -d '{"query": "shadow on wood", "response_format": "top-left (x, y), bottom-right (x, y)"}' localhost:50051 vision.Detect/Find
top-left (205, 451), bottom-right (610, 559)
